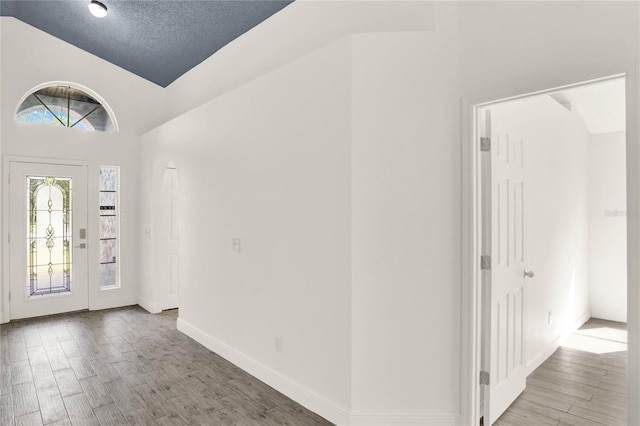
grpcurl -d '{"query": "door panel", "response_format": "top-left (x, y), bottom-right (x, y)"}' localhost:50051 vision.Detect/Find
top-left (482, 109), bottom-right (527, 424)
top-left (161, 167), bottom-right (179, 310)
top-left (9, 162), bottom-right (88, 319)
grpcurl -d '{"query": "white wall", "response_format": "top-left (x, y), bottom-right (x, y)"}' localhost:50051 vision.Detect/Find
top-left (0, 17), bottom-right (166, 320)
top-left (589, 131), bottom-right (627, 323)
top-left (350, 17), bottom-right (460, 422)
top-left (490, 96), bottom-right (591, 374)
top-left (140, 38), bottom-right (354, 422)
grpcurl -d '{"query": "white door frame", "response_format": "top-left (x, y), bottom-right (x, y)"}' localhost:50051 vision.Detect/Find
top-left (2, 156), bottom-right (95, 323)
top-left (461, 60), bottom-right (639, 426)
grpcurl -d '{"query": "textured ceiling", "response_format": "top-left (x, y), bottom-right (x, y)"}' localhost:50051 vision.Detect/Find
top-left (1, 0), bottom-right (293, 87)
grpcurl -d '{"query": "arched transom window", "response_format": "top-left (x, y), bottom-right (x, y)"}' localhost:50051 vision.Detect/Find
top-left (16, 85), bottom-right (116, 132)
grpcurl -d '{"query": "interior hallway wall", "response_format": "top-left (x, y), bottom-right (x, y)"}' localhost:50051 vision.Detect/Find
top-left (139, 38), bottom-right (354, 422)
top-left (350, 21), bottom-right (460, 420)
top-left (589, 131), bottom-right (627, 323)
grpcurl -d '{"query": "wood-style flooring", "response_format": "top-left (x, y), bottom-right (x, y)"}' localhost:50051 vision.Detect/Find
top-left (496, 318), bottom-right (628, 426)
top-left (0, 306), bottom-right (334, 425)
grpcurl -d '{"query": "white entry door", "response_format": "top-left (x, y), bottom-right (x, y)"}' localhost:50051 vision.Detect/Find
top-left (482, 109), bottom-right (527, 424)
top-left (160, 166), bottom-right (179, 310)
top-left (9, 162), bottom-right (89, 319)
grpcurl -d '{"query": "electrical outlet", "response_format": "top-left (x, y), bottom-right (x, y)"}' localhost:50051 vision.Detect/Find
top-left (275, 336), bottom-right (283, 353)
top-left (548, 311), bottom-right (553, 325)
top-left (232, 238), bottom-right (241, 252)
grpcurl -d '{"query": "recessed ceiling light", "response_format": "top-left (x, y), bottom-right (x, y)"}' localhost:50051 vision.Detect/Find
top-left (88, 0), bottom-right (107, 18)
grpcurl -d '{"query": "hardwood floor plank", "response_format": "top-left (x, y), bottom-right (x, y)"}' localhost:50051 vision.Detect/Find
top-left (35, 385), bottom-right (68, 424)
top-left (10, 360), bottom-right (33, 386)
top-left (31, 362), bottom-right (57, 390)
top-left (131, 383), bottom-right (168, 420)
top-left (0, 393), bottom-right (15, 426)
top-left (519, 389), bottom-right (572, 412)
top-left (525, 376), bottom-right (594, 401)
top-left (568, 405), bottom-right (627, 426)
top-left (88, 358), bottom-right (120, 384)
top-left (12, 382), bottom-right (40, 418)
top-left (497, 404), bottom-right (559, 425)
top-left (123, 408), bottom-right (156, 426)
top-left (497, 319), bottom-right (628, 426)
top-left (53, 368), bottom-right (83, 397)
top-left (15, 411), bottom-right (43, 426)
top-left (93, 403), bottom-right (128, 426)
top-left (79, 376), bottom-right (114, 409)
top-left (67, 356), bottom-right (96, 380)
top-left (511, 400), bottom-right (605, 426)
top-left (569, 395), bottom-right (627, 421)
top-left (0, 363), bottom-right (12, 395)
top-left (46, 348), bottom-right (71, 372)
top-left (63, 393), bottom-right (100, 426)
top-left (27, 346), bottom-right (49, 366)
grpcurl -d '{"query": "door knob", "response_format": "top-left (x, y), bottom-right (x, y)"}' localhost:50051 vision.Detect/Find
top-left (74, 243), bottom-right (87, 249)
top-left (524, 270), bottom-right (535, 278)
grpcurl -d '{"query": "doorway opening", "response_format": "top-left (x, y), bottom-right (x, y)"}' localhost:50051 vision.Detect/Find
top-left (476, 76), bottom-right (629, 425)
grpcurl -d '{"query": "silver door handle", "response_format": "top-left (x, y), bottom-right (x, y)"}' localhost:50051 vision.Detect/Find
top-left (74, 243), bottom-right (87, 249)
top-left (524, 270), bottom-right (535, 278)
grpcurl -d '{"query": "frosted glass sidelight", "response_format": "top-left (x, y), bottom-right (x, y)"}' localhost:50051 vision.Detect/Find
top-left (100, 239), bottom-right (117, 264)
top-left (99, 166), bottom-right (119, 288)
top-left (100, 216), bottom-right (117, 239)
top-left (100, 167), bottom-right (117, 191)
top-left (100, 264), bottom-right (117, 287)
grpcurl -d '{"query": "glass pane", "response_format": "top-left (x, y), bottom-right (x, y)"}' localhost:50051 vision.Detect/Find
top-left (100, 264), bottom-right (117, 287)
top-left (27, 176), bottom-right (72, 297)
top-left (100, 239), bottom-right (117, 264)
top-left (15, 86), bottom-right (115, 132)
top-left (100, 167), bottom-right (117, 191)
top-left (100, 192), bottom-right (116, 212)
top-left (100, 216), bottom-right (117, 239)
top-left (100, 166), bottom-right (119, 288)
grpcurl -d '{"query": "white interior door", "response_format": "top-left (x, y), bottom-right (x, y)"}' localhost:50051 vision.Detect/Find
top-left (161, 166), bottom-right (179, 310)
top-left (9, 162), bottom-right (88, 319)
top-left (482, 109), bottom-right (527, 424)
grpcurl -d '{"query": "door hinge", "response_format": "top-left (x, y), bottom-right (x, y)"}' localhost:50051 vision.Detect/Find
top-left (480, 370), bottom-right (490, 385)
top-left (7, 234), bottom-right (10, 243)
top-left (481, 255), bottom-right (491, 270)
top-left (7, 174), bottom-right (10, 184)
top-left (8, 292), bottom-right (11, 302)
top-left (480, 137), bottom-right (491, 152)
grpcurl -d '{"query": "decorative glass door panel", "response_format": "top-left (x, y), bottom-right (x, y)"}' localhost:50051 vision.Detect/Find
top-left (28, 176), bottom-right (73, 297)
top-left (10, 162), bottom-right (88, 320)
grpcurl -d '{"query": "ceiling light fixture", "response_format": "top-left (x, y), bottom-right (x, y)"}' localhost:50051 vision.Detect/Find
top-left (88, 0), bottom-right (107, 18)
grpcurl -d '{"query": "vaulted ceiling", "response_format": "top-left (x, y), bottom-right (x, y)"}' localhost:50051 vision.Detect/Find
top-left (1, 0), bottom-right (293, 87)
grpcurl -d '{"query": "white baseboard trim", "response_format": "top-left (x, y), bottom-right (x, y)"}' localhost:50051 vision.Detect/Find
top-left (350, 413), bottom-right (459, 426)
top-left (0, 312), bottom-right (6, 324)
top-left (177, 318), bottom-right (351, 426)
top-left (137, 297), bottom-right (163, 314)
top-left (90, 296), bottom-right (138, 312)
top-left (526, 310), bottom-right (591, 376)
